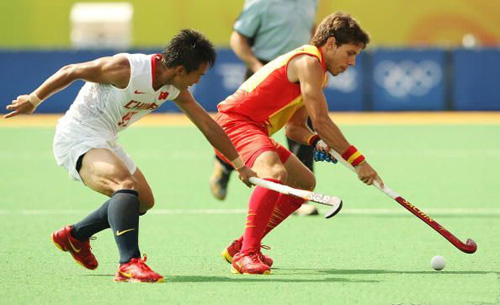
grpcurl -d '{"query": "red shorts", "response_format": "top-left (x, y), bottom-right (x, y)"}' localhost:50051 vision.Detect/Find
top-left (214, 113), bottom-right (291, 168)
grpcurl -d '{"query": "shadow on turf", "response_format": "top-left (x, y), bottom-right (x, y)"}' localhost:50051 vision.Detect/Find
top-left (83, 274), bottom-right (378, 283)
top-left (83, 269), bottom-right (380, 283)
top-left (278, 268), bottom-right (495, 275)
top-left (82, 269), bottom-right (494, 282)
top-left (166, 275), bottom-right (379, 283)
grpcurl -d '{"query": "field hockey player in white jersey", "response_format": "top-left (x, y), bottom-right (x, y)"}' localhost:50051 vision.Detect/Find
top-left (4, 29), bottom-right (256, 283)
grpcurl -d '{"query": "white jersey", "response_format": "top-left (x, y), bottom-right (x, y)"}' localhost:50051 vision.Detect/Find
top-left (53, 53), bottom-right (180, 181)
top-left (59, 53), bottom-right (180, 136)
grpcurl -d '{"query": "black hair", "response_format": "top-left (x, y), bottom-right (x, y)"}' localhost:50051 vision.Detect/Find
top-left (161, 29), bottom-right (217, 73)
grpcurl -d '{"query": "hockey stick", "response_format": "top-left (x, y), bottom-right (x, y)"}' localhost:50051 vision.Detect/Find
top-left (328, 149), bottom-right (477, 254)
top-left (249, 177), bottom-right (343, 219)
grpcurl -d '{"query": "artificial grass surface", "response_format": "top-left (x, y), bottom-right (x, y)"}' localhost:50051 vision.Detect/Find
top-left (1, 123), bottom-right (499, 304)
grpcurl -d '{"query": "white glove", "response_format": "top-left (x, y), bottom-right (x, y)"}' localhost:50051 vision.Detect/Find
top-left (315, 139), bottom-right (329, 152)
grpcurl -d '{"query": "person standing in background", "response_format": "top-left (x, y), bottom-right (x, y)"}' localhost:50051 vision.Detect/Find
top-left (209, 0), bottom-right (320, 216)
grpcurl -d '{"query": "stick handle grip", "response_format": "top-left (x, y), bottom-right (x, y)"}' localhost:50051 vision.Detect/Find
top-left (249, 177), bottom-right (290, 194)
top-left (249, 177), bottom-right (310, 198)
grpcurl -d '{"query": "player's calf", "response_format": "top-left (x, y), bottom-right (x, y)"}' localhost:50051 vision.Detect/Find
top-left (209, 157), bottom-right (232, 200)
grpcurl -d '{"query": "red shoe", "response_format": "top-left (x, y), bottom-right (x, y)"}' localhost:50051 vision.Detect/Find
top-left (114, 255), bottom-right (164, 283)
top-left (52, 225), bottom-right (98, 270)
top-left (231, 252), bottom-right (271, 275)
top-left (221, 239), bottom-right (274, 267)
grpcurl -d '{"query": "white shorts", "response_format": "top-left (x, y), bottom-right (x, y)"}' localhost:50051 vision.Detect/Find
top-left (53, 119), bottom-right (137, 182)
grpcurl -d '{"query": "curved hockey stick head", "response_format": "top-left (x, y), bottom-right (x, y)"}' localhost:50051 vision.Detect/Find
top-left (462, 238), bottom-right (477, 254)
top-left (325, 200), bottom-right (343, 219)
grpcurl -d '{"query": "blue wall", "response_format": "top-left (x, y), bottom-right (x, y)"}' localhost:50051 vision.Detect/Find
top-left (1, 50), bottom-right (115, 113)
top-left (453, 49), bottom-right (500, 110)
top-left (1, 48), bottom-right (499, 113)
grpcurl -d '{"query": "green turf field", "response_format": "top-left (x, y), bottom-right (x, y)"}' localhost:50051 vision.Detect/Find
top-left (1, 122), bottom-right (499, 305)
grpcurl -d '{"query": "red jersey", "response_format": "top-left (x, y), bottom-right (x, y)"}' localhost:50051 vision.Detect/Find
top-left (217, 45), bottom-right (328, 135)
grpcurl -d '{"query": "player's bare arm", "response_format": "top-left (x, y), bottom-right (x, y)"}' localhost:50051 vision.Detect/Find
top-left (285, 106), bottom-right (316, 144)
top-left (289, 55), bottom-right (383, 187)
top-left (285, 107), bottom-right (334, 160)
top-left (173, 90), bottom-right (256, 187)
top-left (4, 55), bottom-right (130, 119)
top-left (287, 55), bottom-right (349, 152)
top-left (230, 31), bottom-right (264, 73)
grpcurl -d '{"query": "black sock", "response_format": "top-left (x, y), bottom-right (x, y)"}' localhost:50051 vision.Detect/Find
top-left (71, 199), bottom-right (111, 240)
top-left (216, 155), bottom-right (234, 173)
top-left (108, 189), bottom-right (141, 264)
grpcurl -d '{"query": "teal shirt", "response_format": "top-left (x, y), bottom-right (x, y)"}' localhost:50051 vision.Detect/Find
top-left (234, 0), bottom-right (318, 62)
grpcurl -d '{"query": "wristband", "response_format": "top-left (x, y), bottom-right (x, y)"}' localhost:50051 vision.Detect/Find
top-left (231, 156), bottom-right (245, 170)
top-left (28, 93), bottom-right (43, 107)
top-left (307, 134), bottom-right (321, 147)
top-left (341, 145), bottom-right (366, 167)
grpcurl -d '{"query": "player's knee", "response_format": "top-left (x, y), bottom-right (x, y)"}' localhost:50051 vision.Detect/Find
top-left (117, 177), bottom-right (137, 191)
top-left (110, 173), bottom-right (139, 194)
top-left (268, 166), bottom-right (288, 183)
top-left (290, 171), bottom-right (315, 191)
top-left (304, 175), bottom-right (316, 191)
top-left (140, 194), bottom-right (155, 212)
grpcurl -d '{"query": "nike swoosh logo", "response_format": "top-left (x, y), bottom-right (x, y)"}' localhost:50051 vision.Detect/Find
top-left (68, 238), bottom-right (81, 253)
top-left (134, 90), bottom-right (146, 94)
top-left (120, 271), bottom-right (133, 278)
top-left (116, 228), bottom-right (135, 236)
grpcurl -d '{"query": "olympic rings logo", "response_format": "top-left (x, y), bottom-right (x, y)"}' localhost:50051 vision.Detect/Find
top-left (374, 60), bottom-right (442, 98)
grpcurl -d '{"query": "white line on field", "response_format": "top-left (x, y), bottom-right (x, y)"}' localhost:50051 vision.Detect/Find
top-left (0, 208), bottom-right (499, 216)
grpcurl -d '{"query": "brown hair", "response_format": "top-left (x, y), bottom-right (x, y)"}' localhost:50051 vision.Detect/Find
top-left (311, 12), bottom-right (370, 48)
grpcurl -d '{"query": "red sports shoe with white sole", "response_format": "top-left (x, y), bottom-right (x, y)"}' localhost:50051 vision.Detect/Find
top-left (222, 239), bottom-right (273, 267)
top-left (52, 225), bottom-right (98, 270)
top-left (114, 255), bottom-right (164, 283)
top-left (231, 252), bottom-right (271, 275)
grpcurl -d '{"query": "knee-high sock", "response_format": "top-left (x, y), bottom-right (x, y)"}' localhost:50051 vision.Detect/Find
top-left (241, 179), bottom-right (282, 254)
top-left (262, 194), bottom-right (305, 239)
top-left (71, 199), bottom-right (111, 241)
top-left (107, 189), bottom-right (141, 264)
